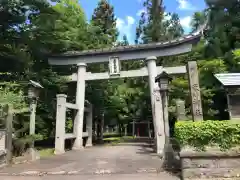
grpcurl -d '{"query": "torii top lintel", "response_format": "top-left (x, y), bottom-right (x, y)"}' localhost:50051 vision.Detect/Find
top-left (48, 32), bottom-right (203, 66)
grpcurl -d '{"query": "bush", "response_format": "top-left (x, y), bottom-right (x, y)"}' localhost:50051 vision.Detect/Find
top-left (103, 132), bottom-right (121, 138)
top-left (175, 120), bottom-right (240, 151)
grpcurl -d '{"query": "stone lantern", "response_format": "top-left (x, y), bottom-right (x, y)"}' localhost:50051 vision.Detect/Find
top-left (28, 80), bottom-right (43, 160)
top-left (155, 71), bottom-right (172, 138)
top-left (28, 80), bottom-right (43, 100)
top-left (155, 71), bottom-right (172, 92)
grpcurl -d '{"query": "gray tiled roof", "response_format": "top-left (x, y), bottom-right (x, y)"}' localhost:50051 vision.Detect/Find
top-left (49, 19), bottom-right (207, 58)
top-left (214, 73), bottom-right (240, 86)
top-left (49, 31), bottom-right (203, 58)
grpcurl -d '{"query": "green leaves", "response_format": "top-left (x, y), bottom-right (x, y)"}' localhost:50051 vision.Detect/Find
top-left (175, 120), bottom-right (240, 151)
top-left (135, 0), bottom-right (184, 44)
top-left (205, 0), bottom-right (240, 58)
top-left (91, 0), bottom-right (118, 47)
top-left (0, 86), bottom-right (28, 114)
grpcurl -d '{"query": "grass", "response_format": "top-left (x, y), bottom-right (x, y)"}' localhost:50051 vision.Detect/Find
top-left (103, 136), bottom-right (135, 145)
top-left (38, 148), bottom-right (54, 158)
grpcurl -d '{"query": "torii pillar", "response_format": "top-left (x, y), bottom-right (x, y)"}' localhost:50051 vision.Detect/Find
top-left (146, 56), bottom-right (165, 155)
top-left (73, 63), bottom-right (87, 149)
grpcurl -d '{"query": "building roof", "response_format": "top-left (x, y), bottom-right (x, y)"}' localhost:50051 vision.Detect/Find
top-left (214, 73), bottom-right (240, 86)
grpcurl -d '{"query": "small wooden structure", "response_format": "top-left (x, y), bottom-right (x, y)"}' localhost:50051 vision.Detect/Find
top-left (215, 73), bottom-right (240, 120)
top-left (130, 120), bottom-right (153, 137)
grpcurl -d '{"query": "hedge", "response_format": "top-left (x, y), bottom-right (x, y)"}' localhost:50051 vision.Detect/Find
top-left (175, 120), bottom-right (240, 151)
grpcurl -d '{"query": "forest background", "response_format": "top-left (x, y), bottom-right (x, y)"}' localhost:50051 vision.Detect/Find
top-left (0, 0), bottom-right (239, 153)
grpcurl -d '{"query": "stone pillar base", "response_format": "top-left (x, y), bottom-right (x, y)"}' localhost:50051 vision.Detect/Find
top-left (72, 147), bottom-right (84, 150)
top-left (85, 144), bottom-right (92, 147)
top-left (30, 148), bottom-right (40, 161)
top-left (72, 138), bottom-right (84, 150)
top-left (54, 150), bottom-right (65, 155)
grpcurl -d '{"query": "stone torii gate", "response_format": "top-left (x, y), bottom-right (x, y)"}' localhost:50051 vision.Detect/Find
top-left (48, 31), bottom-right (204, 154)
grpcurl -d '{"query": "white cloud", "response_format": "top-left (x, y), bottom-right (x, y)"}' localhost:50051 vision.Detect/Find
top-left (163, 12), bottom-right (171, 21)
top-left (127, 16), bottom-right (135, 25)
top-left (116, 16), bottom-right (135, 43)
top-left (136, 8), bottom-right (147, 16)
top-left (176, 0), bottom-right (196, 10)
top-left (180, 16), bottom-right (191, 29)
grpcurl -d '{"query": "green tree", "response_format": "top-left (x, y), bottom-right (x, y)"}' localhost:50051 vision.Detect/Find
top-left (166, 13), bottom-right (184, 39)
top-left (204, 0), bottom-right (240, 58)
top-left (91, 0), bottom-right (118, 47)
top-left (116, 35), bottom-right (129, 46)
top-left (30, 0), bottom-right (90, 53)
top-left (191, 11), bottom-right (207, 32)
top-left (135, 0), bottom-right (184, 44)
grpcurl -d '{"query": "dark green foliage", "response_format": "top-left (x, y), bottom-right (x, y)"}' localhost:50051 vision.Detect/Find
top-left (204, 0), bottom-right (240, 58)
top-left (175, 120), bottom-right (240, 151)
top-left (190, 11), bottom-right (208, 32)
top-left (135, 0), bottom-right (184, 44)
top-left (91, 0), bottom-right (118, 47)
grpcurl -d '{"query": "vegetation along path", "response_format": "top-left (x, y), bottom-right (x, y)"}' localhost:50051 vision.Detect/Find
top-left (0, 140), bottom-right (179, 180)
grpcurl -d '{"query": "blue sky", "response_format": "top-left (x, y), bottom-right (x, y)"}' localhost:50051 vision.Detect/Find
top-left (79, 0), bottom-right (207, 44)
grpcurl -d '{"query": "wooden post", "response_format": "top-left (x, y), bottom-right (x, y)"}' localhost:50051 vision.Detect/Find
top-left (132, 120), bottom-right (135, 137)
top-left (162, 92), bottom-right (170, 138)
top-left (97, 111), bottom-right (104, 142)
top-left (124, 124), bottom-right (127, 136)
top-left (148, 121), bottom-right (151, 138)
top-left (187, 61), bottom-right (203, 121)
top-left (94, 120), bottom-right (98, 140)
top-left (86, 104), bottom-right (93, 147)
top-left (226, 91), bottom-right (232, 120)
top-left (5, 105), bottom-right (13, 165)
top-left (29, 100), bottom-right (37, 136)
top-left (29, 99), bottom-right (39, 161)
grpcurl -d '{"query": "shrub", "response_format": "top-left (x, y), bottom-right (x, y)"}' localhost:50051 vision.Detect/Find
top-left (175, 120), bottom-right (240, 151)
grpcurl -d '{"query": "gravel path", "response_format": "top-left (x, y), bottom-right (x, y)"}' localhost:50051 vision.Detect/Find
top-left (0, 142), bottom-right (179, 180)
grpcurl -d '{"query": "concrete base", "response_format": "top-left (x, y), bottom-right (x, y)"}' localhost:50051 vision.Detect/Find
top-left (85, 144), bottom-right (92, 147)
top-left (180, 147), bottom-right (240, 179)
top-left (26, 148), bottom-right (40, 161)
top-left (72, 146), bottom-right (84, 150)
top-left (72, 138), bottom-right (84, 150)
top-left (54, 150), bottom-right (65, 155)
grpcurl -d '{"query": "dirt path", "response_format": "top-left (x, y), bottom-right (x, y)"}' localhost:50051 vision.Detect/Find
top-left (0, 142), bottom-right (179, 180)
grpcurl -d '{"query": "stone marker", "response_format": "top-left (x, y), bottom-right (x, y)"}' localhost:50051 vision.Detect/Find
top-left (187, 61), bottom-right (203, 121)
top-left (176, 99), bottom-right (186, 121)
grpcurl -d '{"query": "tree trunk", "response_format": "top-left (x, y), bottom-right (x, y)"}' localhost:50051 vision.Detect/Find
top-left (124, 124), bottom-right (127, 136)
top-left (99, 113), bottom-right (104, 141)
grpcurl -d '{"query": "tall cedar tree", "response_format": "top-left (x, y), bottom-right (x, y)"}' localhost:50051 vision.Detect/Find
top-left (135, 0), bottom-right (183, 44)
top-left (91, 0), bottom-right (118, 47)
top-left (204, 0), bottom-right (240, 60)
top-left (87, 0), bottom-right (119, 132)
